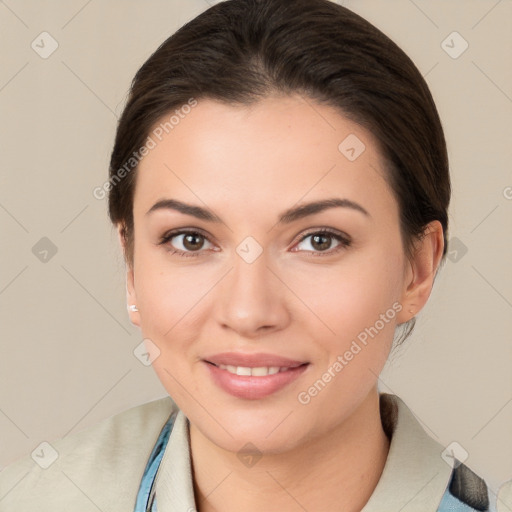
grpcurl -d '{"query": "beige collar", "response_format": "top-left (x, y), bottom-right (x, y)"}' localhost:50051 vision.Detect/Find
top-left (155, 393), bottom-right (452, 511)
top-left (362, 393), bottom-right (452, 511)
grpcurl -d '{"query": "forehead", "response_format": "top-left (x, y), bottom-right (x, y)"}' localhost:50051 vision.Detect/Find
top-left (133, 95), bottom-right (396, 221)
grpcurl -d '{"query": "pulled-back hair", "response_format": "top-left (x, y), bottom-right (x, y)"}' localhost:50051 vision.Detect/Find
top-left (108, 0), bottom-right (450, 343)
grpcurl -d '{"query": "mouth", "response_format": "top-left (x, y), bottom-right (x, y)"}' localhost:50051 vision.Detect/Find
top-left (202, 353), bottom-right (310, 400)
top-left (207, 362), bottom-right (305, 377)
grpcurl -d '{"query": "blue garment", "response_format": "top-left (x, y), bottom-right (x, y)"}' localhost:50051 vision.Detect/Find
top-left (134, 411), bottom-right (495, 512)
top-left (134, 411), bottom-right (177, 512)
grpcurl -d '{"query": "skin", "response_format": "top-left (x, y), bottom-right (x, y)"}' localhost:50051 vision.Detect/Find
top-left (119, 94), bottom-right (444, 511)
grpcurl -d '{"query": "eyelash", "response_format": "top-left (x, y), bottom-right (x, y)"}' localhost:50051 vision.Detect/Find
top-left (294, 228), bottom-right (352, 256)
top-left (158, 228), bottom-right (352, 258)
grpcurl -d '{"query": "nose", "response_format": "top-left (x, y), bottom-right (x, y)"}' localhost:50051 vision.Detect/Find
top-left (215, 248), bottom-right (291, 339)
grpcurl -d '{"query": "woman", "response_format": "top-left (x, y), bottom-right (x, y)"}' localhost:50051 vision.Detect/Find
top-left (0, 0), bottom-right (505, 510)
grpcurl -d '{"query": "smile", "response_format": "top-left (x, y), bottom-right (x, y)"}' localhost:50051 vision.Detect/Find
top-left (215, 364), bottom-right (299, 376)
top-left (203, 354), bottom-right (310, 400)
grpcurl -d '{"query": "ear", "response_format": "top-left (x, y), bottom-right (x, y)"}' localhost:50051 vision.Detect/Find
top-left (396, 220), bottom-right (444, 324)
top-left (117, 225), bottom-right (140, 327)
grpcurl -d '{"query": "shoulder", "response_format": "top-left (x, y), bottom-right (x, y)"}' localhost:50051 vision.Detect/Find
top-left (379, 393), bottom-right (498, 512)
top-left (439, 462), bottom-right (498, 511)
top-left (497, 479), bottom-right (512, 512)
top-left (0, 396), bottom-right (177, 512)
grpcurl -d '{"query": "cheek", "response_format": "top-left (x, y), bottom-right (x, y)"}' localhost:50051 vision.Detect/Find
top-left (290, 254), bottom-right (402, 420)
top-left (133, 249), bottom-right (210, 345)
top-left (285, 247), bottom-right (404, 344)
top-left (134, 257), bottom-right (209, 402)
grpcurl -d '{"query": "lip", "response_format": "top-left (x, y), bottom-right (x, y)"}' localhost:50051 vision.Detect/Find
top-left (204, 352), bottom-right (307, 368)
top-left (203, 352), bottom-right (310, 400)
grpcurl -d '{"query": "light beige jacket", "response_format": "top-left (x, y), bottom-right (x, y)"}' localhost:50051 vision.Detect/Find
top-left (0, 394), bottom-right (507, 511)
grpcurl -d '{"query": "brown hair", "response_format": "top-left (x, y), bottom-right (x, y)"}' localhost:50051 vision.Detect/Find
top-left (108, 0), bottom-right (450, 343)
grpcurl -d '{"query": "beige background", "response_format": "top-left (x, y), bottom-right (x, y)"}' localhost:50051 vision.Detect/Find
top-left (0, 0), bottom-right (511, 498)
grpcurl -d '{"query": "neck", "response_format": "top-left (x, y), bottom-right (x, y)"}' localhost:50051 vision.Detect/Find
top-left (189, 388), bottom-right (390, 512)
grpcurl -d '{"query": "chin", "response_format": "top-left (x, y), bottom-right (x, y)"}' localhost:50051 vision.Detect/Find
top-left (186, 399), bottom-right (309, 451)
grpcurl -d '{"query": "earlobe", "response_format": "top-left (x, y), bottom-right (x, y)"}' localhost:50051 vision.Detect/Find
top-left (397, 221), bottom-right (444, 324)
top-left (117, 225), bottom-right (140, 327)
top-left (126, 268), bottom-right (140, 327)
top-left (125, 258), bottom-right (140, 327)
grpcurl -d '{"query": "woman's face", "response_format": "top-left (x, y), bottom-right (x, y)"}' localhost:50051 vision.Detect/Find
top-left (126, 94), bottom-right (413, 454)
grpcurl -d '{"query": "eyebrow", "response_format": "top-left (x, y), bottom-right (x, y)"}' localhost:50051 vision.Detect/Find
top-left (145, 197), bottom-right (370, 224)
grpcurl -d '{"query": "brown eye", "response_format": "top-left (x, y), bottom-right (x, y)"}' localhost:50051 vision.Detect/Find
top-left (181, 233), bottom-right (205, 251)
top-left (310, 233), bottom-right (332, 251)
top-left (159, 230), bottom-right (215, 257)
top-left (294, 229), bottom-right (351, 255)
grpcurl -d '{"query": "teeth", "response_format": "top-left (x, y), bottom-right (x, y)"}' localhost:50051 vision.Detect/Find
top-left (217, 364), bottom-right (288, 376)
